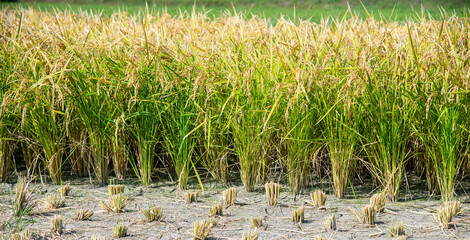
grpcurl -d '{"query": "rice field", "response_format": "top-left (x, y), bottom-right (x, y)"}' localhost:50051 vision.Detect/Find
top-left (0, 5), bottom-right (470, 239)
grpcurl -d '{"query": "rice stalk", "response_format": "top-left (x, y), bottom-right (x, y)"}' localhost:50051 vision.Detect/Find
top-left (184, 192), bottom-right (198, 203)
top-left (113, 222), bottom-right (128, 238)
top-left (265, 182), bottom-right (280, 206)
top-left (192, 219), bottom-right (213, 240)
top-left (350, 204), bottom-right (376, 225)
top-left (57, 183), bottom-right (70, 197)
top-left (250, 217), bottom-right (263, 228)
top-left (44, 194), bottom-right (65, 209)
top-left (99, 193), bottom-right (130, 213)
top-left (209, 203), bottom-right (223, 216)
top-left (50, 215), bottom-right (63, 235)
top-left (308, 190), bottom-right (326, 209)
top-left (369, 192), bottom-right (386, 213)
top-left (388, 221), bottom-right (405, 238)
top-left (74, 208), bottom-right (93, 220)
top-left (14, 176), bottom-right (37, 217)
top-left (291, 206), bottom-right (304, 223)
top-left (222, 188), bottom-right (237, 206)
top-left (324, 214), bottom-right (336, 231)
top-left (242, 228), bottom-right (258, 240)
top-left (141, 205), bottom-right (165, 222)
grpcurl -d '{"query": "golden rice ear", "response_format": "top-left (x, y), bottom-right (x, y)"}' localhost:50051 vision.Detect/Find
top-left (265, 182), bottom-right (280, 207)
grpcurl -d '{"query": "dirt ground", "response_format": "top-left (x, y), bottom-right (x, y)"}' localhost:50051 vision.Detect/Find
top-left (1, 176), bottom-right (470, 240)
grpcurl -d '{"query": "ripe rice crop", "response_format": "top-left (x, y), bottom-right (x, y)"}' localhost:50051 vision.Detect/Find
top-left (0, 7), bottom-right (469, 201)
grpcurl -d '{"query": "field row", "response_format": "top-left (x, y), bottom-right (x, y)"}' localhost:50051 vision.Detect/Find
top-left (0, 8), bottom-right (469, 202)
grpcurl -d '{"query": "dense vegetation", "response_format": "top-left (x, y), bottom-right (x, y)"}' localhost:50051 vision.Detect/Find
top-left (0, 7), bottom-right (469, 202)
top-left (1, 0), bottom-right (469, 22)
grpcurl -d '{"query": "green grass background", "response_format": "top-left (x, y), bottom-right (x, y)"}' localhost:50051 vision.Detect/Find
top-left (1, 0), bottom-right (469, 21)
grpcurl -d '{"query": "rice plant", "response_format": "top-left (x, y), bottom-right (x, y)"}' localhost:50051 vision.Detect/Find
top-left (111, 114), bottom-right (128, 180)
top-left (1, 7), bottom-right (470, 203)
top-left (22, 94), bottom-right (66, 184)
top-left (127, 73), bottom-right (163, 186)
top-left (308, 190), bottom-right (326, 209)
top-left (100, 194), bottom-right (130, 213)
top-left (222, 188), bottom-right (237, 206)
top-left (10, 229), bottom-right (32, 240)
top-left (319, 88), bottom-right (360, 199)
top-left (291, 206), bottom-right (304, 223)
top-left (142, 205), bottom-right (165, 222)
top-left (108, 182), bottom-right (125, 196)
top-left (369, 193), bottom-right (386, 213)
top-left (388, 221), bottom-right (405, 238)
top-left (282, 98), bottom-right (319, 194)
top-left (350, 205), bottom-right (376, 225)
top-left (198, 94), bottom-right (232, 184)
top-left (428, 105), bottom-right (466, 201)
top-left (57, 184), bottom-right (70, 197)
top-left (209, 203), bottom-right (223, 216)
top-left (0, 135), bottom-right (13, 182)
top-left (50, 215), bottom-right (63, 235)
top-left (184, 192), bottom-right (198, 203)
top-left (242, 228), bottom-right (258, 240)
top-left (360, 83), bottom-right (411, 202)
top-left (443, 201), bottom-right (464, 216)
top-left (68, 71), bottom-right (115, 186)
top-left (250, 217), bottom-right (263, 228)
top-left (435, 204), bottom-right (454, 229)
top-left (313, 235), bottom-right (326, 240)
top-left (113, 222), bottom-right (128, 238)
top-left (192, 220), bottom-right (213, 240)
top-left (44, 194), bottom-right (65, 209)
top-left (232, 86), bottom-right (279, 192)
top-left (265, 182), bottom-right (280, 206)
top-left (157, 76), bottom-right (202, 191)
top-left (14, 176), bottom-right (37, 217)
top-left (74, 208), bottom-right (94, 220)
top-left (324, 214), bottom-right (336, 231)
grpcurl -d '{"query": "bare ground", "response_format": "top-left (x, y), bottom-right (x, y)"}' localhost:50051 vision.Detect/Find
top-left (1, 176), bottom-right (470, 240)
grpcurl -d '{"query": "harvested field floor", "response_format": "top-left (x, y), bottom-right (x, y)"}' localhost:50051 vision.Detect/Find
top-left (1, 177), bottom-right (470, 239)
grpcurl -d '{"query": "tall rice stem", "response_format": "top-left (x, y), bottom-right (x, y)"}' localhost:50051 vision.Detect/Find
top-left (128, 68), bottom-right (162, 186)
top-left (68, 71), bottom-right (115, 185)
top-left (319, 83), bottom-right (359, 199)
top-left (361, 81), bottom-right (412, 201)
